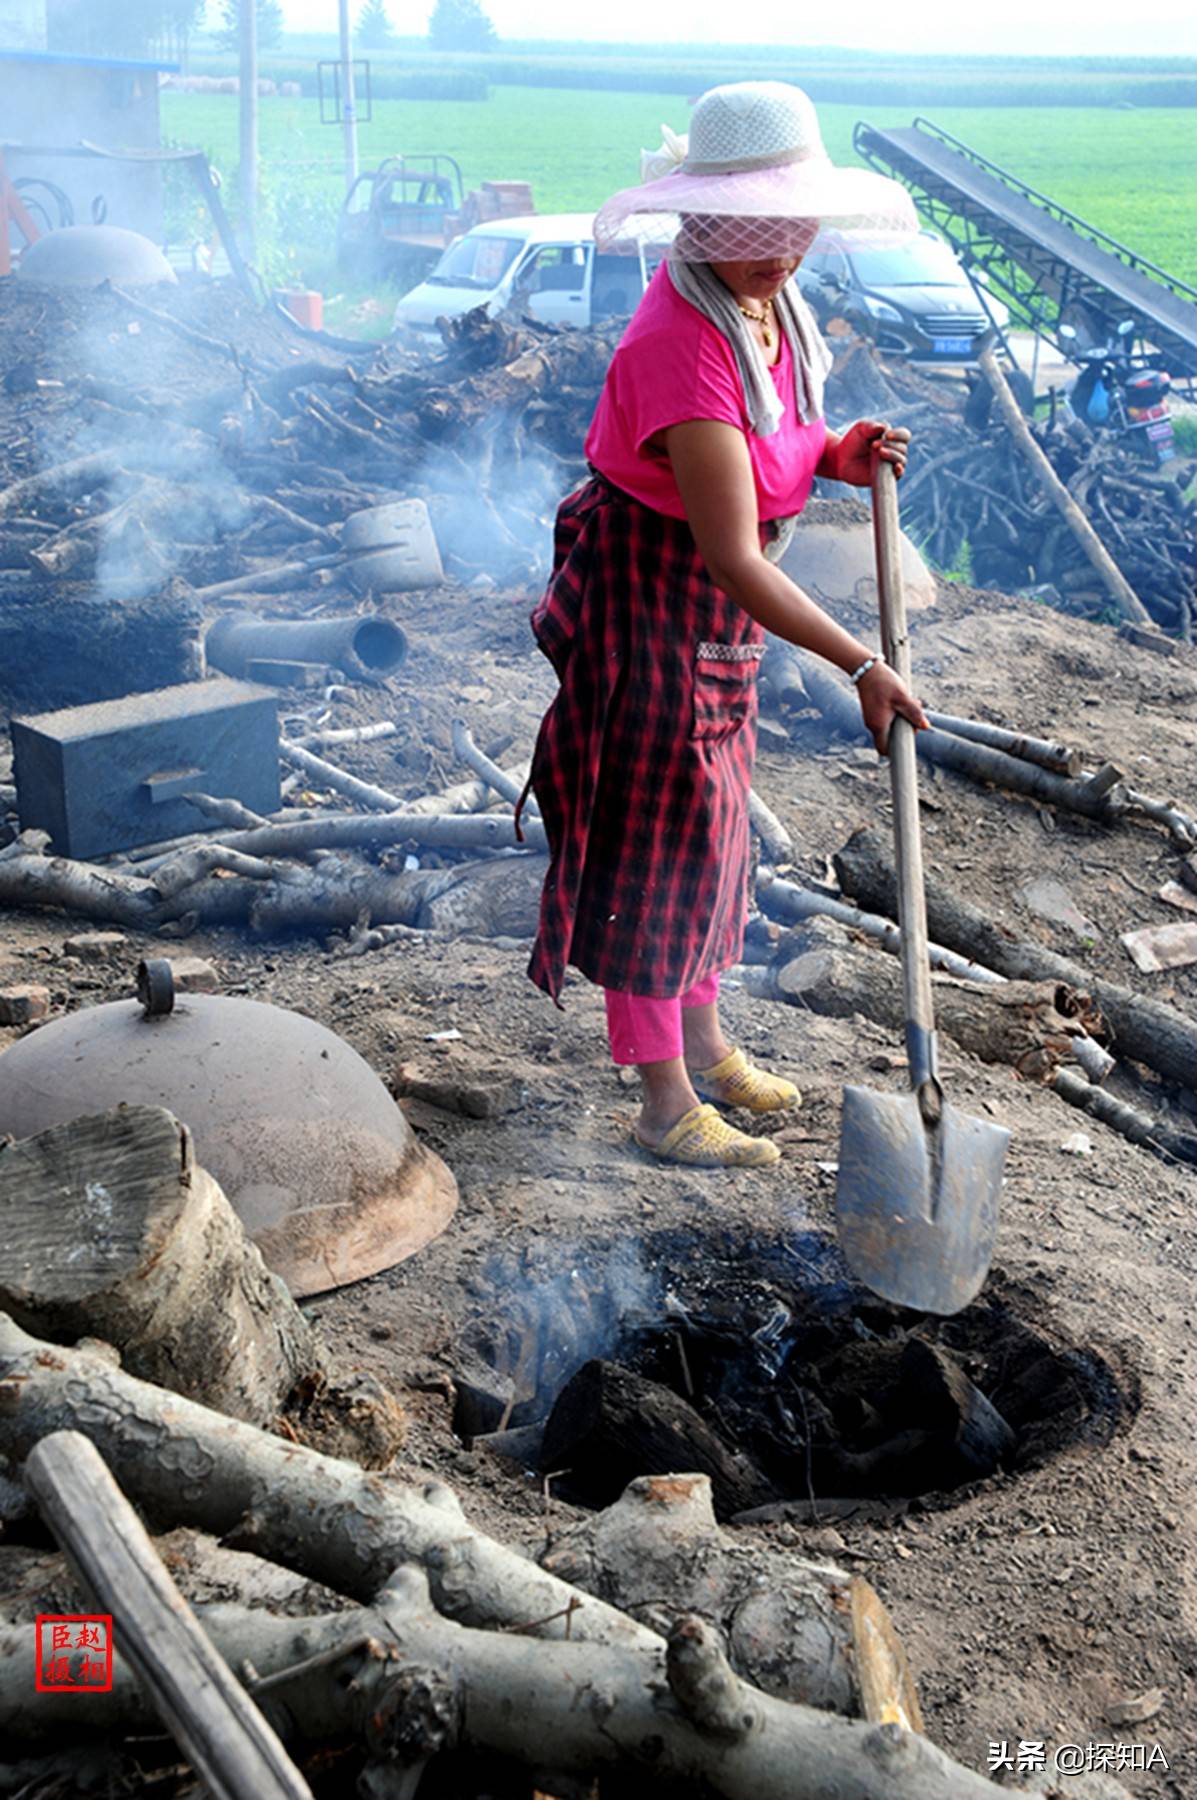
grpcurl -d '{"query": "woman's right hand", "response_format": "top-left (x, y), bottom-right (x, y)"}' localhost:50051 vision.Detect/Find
top-left (856, 661), bottom-right (929, 755)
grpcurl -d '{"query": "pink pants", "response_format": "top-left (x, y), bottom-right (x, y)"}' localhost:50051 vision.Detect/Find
top-left (604, 972), bottom-right (720, 1066)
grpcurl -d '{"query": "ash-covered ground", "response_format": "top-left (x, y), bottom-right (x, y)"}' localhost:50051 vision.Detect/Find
top-left (2, 275), bottom-right (1196, 1794)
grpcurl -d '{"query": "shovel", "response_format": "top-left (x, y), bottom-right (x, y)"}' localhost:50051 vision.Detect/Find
top-left (835, 458), bottom-right (1009, 1316)
top-left (190, 499), bottom-right (444, 603)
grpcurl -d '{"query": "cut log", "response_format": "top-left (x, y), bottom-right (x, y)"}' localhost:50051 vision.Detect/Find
top-left (1051, 1068), bottom-right (1197, 1169)
top-left (452, 719), bottom-right (539, 816)
top-left (924, 712), bottom-right (1082, 778)
top-left (222, 810), bottom-right (548, 858)
top-left (915, 733), bottom-right (1130, 825)
top-left (541, 1360), bottom-right (775, 1520)
top-left (0, 836), bottom-right (543, 939)
top-left (246, 858), bottom-right (460, 935)
top-left (753, 882), bottom-right (1113, 1082)
top-left (402, 757), bottom-right (532, 819)
top-left (757, 872), bottom-right (1004, 986)
top-left (279, 741), bottom-right (404, 812)
top-left (540, 1472), bottom-right (919, 1723)
top-left (0, 1322), bottom-right (1129, 1799)
top-left (748, 787), bottom-right (795, 865)
top-left (416, 852), bottom-right (547, 937)
top-left (776, 644), bottom-right (1191, 844)
top-left (0, 1107), bottom-right (323, 1428)
top-left (763, 932), bottom-right (1096, 1082)
top-left (0, 847), bottom-right (163, 926)
top-left (896, 1343), bottom-right (1016, 1481)
top-left (835, 828), bottom-right (1197, 1094)
top-left (294, 721), bottom-right (398, 749)
top-left (150, 843), bottom-right (279, 899)
top-left (1, 1527), bottom-right (358, 1634)
top-left (0, 1564), bottom-right (1081, 1800)
top-left (0, 1312), bottom-right (653, 1647)
top-left (24, 1432), bottom-right (312, 1800)
top-left (0, 447), bottom-right (130, 520)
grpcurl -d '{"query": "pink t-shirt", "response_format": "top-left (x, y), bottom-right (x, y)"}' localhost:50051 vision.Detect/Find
top-left (584, 263), bottom-right (829, 523)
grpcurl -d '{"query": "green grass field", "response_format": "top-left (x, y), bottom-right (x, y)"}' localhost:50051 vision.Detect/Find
top-left (162, 87), bottom-right (1197, 294)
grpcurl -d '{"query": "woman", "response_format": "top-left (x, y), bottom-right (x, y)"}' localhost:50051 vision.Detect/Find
top-left (524, 81), bottom-right (929, 1169)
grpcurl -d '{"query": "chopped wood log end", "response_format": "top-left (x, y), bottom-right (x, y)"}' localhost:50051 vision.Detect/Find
top-left (284, 1369), bottom-right (408, 1470)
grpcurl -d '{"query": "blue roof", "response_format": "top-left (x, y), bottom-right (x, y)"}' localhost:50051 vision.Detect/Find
top-left (0, 49), bottom-right (179, 73)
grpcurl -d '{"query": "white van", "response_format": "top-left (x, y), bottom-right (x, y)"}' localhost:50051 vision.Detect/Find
top-left (392, 213), bottom-right (658, 336)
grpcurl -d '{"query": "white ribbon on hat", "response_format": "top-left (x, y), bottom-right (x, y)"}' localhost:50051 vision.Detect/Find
top-left (639, 124), bottom-right (688, 184)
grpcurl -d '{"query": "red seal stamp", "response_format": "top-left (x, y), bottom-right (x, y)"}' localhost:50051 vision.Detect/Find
top-left (35, 1615), bottom-right (114, 1692)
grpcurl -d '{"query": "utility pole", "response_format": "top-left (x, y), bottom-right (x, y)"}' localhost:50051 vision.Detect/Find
top-left (338, 0), bottom-right (359, 193)
top-left (238, 0), bottom-right (259, 256)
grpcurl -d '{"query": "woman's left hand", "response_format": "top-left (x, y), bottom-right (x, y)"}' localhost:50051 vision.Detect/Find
top-left (830, 420), bottom-right (911, 486)
top-left (856, 661), bottom-right (929, 755)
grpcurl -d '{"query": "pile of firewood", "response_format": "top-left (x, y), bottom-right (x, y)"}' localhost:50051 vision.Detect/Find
top-left (901, 412), bottom-right (1196, 630)
top-left (824, 336), bottom-right (1197, 634)
top-left (0, 282), bottom-right (615, 611)
top-left (0, 1102), bottom-right (1130, 1799)
top-left (1, 277), bottom-right (1192, 699)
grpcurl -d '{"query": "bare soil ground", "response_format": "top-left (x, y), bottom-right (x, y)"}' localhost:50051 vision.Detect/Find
top-left (4, 557), bottom-right (1197, 1793)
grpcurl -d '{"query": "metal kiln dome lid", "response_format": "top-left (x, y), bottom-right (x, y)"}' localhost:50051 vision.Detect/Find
top-left (17, 226), bottom-right (178, 289)
top-left (0, 984), bottom-right (457, 1297)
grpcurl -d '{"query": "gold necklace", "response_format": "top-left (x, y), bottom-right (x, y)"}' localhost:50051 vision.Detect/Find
top-left (737, 298), bottom-right (774, 350)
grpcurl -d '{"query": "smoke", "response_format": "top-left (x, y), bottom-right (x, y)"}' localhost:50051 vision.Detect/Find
top-left (414, 420), bottom-right (575, 589)
top-left (35, 307), bottom-right (251, 604)
top-left (459, 1223), bottom-right (862, 1426)
top-left (463, 1238), bottom-right (661, 1421)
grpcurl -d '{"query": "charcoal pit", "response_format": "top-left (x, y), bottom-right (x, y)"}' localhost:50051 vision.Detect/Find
top-left (454, 1226), bottom-right (1132, 1522)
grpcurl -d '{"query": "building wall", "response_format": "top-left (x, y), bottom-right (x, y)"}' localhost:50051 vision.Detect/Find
top-left (0, 0), bottom-right (47, 50)
top-left (1, 57), bottom-right (165, 238)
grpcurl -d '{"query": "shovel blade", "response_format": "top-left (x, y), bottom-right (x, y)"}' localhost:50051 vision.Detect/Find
top-left (836, 1086), bottom-right (1009, 1316)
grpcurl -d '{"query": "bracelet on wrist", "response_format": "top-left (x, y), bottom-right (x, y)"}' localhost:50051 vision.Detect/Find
top-left (849, 655), bottom-right (883, 685)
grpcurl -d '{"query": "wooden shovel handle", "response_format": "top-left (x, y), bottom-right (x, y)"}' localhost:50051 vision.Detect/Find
top-left (872, 459), bottom-right (939, 1102)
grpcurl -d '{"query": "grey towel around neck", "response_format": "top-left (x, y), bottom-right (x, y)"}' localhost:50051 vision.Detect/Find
top-left (667, 258), bottom-right (832, 437)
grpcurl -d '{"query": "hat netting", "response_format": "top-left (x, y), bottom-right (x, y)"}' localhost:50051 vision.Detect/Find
top-left (593, 80), bottom-right (918, 261)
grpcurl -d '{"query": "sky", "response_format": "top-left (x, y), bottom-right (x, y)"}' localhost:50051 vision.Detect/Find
top-left (262, 0), bottom-right (1195, 57)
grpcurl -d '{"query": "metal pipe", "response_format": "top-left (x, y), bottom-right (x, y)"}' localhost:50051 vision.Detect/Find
top-left (338, 0), bottom-right (359, 192)
top-left (238, 0), bottom-right (258, 256)
top-left (205, 614), bottom-right (407, 684)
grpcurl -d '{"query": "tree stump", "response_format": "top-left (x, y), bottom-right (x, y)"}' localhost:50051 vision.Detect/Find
top-left (0, 1105), bottom-right (323, 1428)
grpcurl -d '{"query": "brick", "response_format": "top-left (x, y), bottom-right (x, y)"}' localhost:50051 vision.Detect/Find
top-left (168, 956), bottom-right (220, 993)
top-left (0, 984), bottom-right (51, 1025)
top-left (63, 931), bottom-right (127, 961)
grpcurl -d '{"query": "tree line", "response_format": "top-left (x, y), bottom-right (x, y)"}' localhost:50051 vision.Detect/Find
top-left (44, 0), bottom-right (499, 60)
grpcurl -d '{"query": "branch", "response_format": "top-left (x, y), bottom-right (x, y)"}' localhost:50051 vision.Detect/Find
top-left (219, 810), bottom-right (548, 857)
top-left (0, 1325), bottom-right (1129, 1798)
top-left (24, 1432), bottom-right (312, 1800)
top-left (451, 720), bottom-right (538, 816)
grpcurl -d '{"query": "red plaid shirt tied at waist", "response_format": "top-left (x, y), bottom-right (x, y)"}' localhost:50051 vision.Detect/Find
top-left (525, 475), bottom-right (767, 1003)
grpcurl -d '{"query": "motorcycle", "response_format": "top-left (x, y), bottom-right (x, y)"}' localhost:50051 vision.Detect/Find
top-left (1058, 318), bottom-right (1176, 468)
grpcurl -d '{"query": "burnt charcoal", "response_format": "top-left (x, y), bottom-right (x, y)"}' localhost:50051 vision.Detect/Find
top-left (897, 1339), bottom-right (1017, 1481)
top-left (0, 583), bottom-right (202, 711)
top-left (541, 1358), bottom-right (775, 1520)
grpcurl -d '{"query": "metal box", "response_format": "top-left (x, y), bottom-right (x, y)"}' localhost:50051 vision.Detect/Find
top-left (11, 678), bottom-right (280, 859)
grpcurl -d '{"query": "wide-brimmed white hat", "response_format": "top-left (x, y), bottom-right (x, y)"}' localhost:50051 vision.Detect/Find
top-left (594, 80), bottom-right (917, 261)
